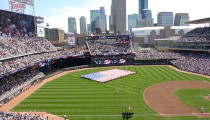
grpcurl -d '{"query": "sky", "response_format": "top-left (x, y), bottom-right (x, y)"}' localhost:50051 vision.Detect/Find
top-left (1, 0), bottom-right (210, 33)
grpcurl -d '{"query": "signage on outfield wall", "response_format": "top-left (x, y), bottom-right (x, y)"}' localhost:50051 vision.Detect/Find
top-left (94, 59), bottom-right (127, 64)
top-left (12, 0), bottom-right (34, 5)
top-left (10, 1), bottom-right (26, 11)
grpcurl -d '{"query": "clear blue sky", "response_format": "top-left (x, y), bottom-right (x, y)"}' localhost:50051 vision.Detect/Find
top-left (1, 0), bottom-right (210, 33)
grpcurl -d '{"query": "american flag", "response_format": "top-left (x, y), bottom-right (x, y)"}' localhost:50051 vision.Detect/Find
top-left (81, 69), bottom-right (136, 83)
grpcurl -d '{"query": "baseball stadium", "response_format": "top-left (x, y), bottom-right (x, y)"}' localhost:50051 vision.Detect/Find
top-left (0, 0), bottom-right (210, 120)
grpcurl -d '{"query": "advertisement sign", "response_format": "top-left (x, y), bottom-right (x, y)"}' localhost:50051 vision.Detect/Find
top-left (94, 59), bottom-right (127, 64)
top-left (36, 17), bottom-right (44, 27)
top-left (85, 36), bottom-right (93, 40)
top-left (67, 32), bottom-right (76, 45)
top-left (0, 10), bottom-right (36, 37)
top-left (37, 27), bottom-right (45, 37)
top-left (10, 1), bottom-right (26, 11)
top-left (13, 0), bottom-right (34, 5)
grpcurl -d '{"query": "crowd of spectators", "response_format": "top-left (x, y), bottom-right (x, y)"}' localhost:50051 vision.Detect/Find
top-left (0, 37), bottom-right (56, 59)
top-left (135, 51), bottom-right (181, 59)
top-left (186, 27), bottom-right (210, 36)
top-left (0, 49), bottom-right (84, 75)
top-left (0, 68), bottom-right (44, 96)
top-left (0, 69), bottom-right (44, 95)
top-left (171, 53), bottom-right (210, 75)
top-left (87, 40), bottom-right (131, 54)
top-left (0, 37), bottom-right (85, 75)
top-left (176, 27), bottom-right (210, 42)
top-left (176, 36), bottom-right (210, 42)
top-left (0, 111), bottom-right (44, 120)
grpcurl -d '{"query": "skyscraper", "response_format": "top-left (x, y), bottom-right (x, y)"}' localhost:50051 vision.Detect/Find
top-left (139, 0), bottom-right (148, 17)
top-left (136, 19), bottom-right (153, 28)
top-left (90, 7), bottom-right (106, 32)
top-left (128, 14), bottom-right (142, 30)
top-left (109, 15), bottom-right (114, 32)
top-left (111, 0), bottom-right (126, 33)
top-left (174, 13), bottom-right (190, 26)
top-left (80, 16), bottom-right (86, 34)
top-left (90, 10), bottom-right (100, 32)
top-left (68, 17), bottom-right (77, 33)
top-left (95, 15), bottom-right (107, 32)
top-left (100, 7), bottom-right (105, 15)
top-left (142, 9), bottom-right (152, 19)
top-left (157, 12), bottom-right (174, 26)
top-left (87, 24), bottom-right (91, 33)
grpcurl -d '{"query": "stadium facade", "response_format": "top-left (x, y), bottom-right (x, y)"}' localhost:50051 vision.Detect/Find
top-left (132, 26), bottom-right (194, 47)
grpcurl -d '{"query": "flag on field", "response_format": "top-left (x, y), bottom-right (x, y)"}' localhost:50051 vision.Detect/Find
top-left (81, 69), bottom-right (136, 83)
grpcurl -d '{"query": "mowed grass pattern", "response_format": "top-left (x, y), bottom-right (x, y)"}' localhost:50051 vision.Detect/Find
top-left (12, 66), bottom-right (210, 120)
top-left (174, 89), bottom-right (210, 113)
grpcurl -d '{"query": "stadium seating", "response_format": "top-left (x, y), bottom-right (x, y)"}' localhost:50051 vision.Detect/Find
top-left (0, 111), bottom-right (44, 120)
top-left (171, 53), bottom-right (210, 75)
top-left (0, 69), bottom-right (44, 96)
top-left (176, 27), bottom-right (210, 42)
top-left (0, 37), bottom-right (56, 60)
top-left (135, 51), bottom-right (181, 59)
top-left (87, 40), bottom-right (131, 54)
top-left (0, 37), bottom-right (85, 75)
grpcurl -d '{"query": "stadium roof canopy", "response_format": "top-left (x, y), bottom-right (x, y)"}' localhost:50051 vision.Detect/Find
top-left (185, 17), bottom-right (210, 24)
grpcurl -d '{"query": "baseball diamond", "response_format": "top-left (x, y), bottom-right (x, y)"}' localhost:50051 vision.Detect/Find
top-left (1, 66), bottom-right (209, 120)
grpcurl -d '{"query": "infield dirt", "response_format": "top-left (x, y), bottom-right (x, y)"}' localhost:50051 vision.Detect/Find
top-left (144, 81), bottom-right (210, 117)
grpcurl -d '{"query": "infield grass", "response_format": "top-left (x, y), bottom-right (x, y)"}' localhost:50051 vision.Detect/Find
top-left (174, 89), bottom-right (210, 113)
top-left (12, 66), bottom-right (210, 120)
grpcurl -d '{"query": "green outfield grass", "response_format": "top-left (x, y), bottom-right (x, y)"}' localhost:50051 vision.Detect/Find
top-left (174, 89), bottom-right (210, 113)
top-left (12, 66), bottom-right (210, 120)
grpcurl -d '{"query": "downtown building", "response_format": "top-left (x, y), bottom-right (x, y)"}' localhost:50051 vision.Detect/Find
top-left (90, 7), bottom-right (107, 33)
top-left (139, 0), bottom-right (148, 18)
top-left (174, 13), bottom-right (190, 26)
top-left (128, 14), bottom-right (142, 30)
top-left (157, 12), bottom-right (174, 26)
top-left (111, 0), bottom-right (126, 34)
top-left (68, 17), bottom-right (77, 33)
top-left (80, 16), bottom-right (87, 34)
top-left (109, 15), bottom-right (114, 32)
top-left (95, 15), bottom-right (107, 32)
top-left (136, 19), bottom-right (154, 28)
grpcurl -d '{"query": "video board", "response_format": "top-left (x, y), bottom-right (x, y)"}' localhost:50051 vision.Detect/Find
top-left (0, 9), bottom-right (35, 37)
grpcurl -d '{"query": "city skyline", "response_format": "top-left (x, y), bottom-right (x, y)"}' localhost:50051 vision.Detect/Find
top-left (0, 0), bottom-right (209, 33)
